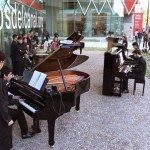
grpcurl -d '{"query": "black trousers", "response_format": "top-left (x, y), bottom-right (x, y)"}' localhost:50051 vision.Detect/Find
top-left (11, 58), bottom-right (17, 76)
top-left (0, 118), bottom-right (12, 150)
top-left (9, 108), bottom-right (28, 135)
top-left (12, 60), bottom-right (25, 76)
top-left (122, 73), bottom-right (137, 90)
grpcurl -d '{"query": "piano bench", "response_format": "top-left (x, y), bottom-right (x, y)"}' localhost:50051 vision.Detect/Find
top-left (133, 78), bottom-right (145, 96)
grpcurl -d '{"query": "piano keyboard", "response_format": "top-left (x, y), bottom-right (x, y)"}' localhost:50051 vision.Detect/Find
top-left (8, 91), bottom-right (37, 113)
top-left (19, 101), bottom-right (37, 113)
top-left (119, 65), bottom-right (131, 73)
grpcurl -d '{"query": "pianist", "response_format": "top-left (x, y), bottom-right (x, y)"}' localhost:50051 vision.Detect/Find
top-left (129, 42), bottom-right (140, 60)
top-left (0, 51), bottom-right (13, 150)
top-left (122, 49), bottom-right (146, 93)
top-left (0, 66), bottom-right (35, 140)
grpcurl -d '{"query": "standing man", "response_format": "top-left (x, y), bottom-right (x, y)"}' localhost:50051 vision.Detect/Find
top-left (0, 51), bottom-right (14, 150)
top-left (11, 36), bottom-right (26, 76)
top-left (137, 30), bottom-right (143, 48)
top-left (10, 34), bottom-right (18, 75)
top-left (135, 29), bottom-right (138, 42)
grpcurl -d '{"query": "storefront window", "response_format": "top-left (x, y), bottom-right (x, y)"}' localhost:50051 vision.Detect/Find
top-left (0, 0), bottom-right (45, 65)
top-left (45, 0), bottom-right (124, 37)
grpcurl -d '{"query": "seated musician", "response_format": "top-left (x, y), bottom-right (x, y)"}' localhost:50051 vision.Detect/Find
top-left (122, 49), bottom-right (146, 93)
top-left (124, 42), bottom-right (140, 63)
top-left (51, 37), bottom-right (60, 52)
top-left (0, 66), bottom-right (35, 139)
top-left (129, 42), bottom-right (140, 60)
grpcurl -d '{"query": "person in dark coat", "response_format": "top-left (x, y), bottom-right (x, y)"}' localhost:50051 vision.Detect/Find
top-left (33, 32), bottom-right (39, 44)
top-left (13, 36), bottom-right (26, 76)
top-left (10, 34), bottom-right (18, 75)
top-left (0, 51), bottom-right (14, 150)
top-left (122, 36), bottom-right (128, 60)
top-left (0, 66), bottom-right (35, 142)
top-left (122, 49), bottom-right (146, 93)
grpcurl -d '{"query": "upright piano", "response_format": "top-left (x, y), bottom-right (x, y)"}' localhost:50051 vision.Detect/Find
top-left (8, 45), bottom-right (90, 146)
top-left (102, 48), bottom-right (135, 96)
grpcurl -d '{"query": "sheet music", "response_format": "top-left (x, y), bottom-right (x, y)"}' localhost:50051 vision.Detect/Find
top-left (29, 70), bottom-right (47, 90)
top-left (34, 73), bottom-right (47, 90)
top-left (60, 40), bottom-right (73, 44)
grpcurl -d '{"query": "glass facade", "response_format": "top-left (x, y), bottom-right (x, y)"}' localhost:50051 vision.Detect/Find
top-left (45, 0), bottom-right (124, 37)
top-left (0, 0), bottom-right (140, 63)
top-left (0, 0), bottom-right (44, 65)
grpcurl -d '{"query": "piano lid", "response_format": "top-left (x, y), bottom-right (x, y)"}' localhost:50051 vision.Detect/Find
top-left (31, 48), bottom-right (88, 72)
top-left (66, 31), bottom-right (84, 42)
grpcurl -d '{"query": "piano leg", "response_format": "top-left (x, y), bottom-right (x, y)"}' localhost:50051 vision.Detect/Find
top-left (32, 119), bottom-right (41, 133)
top-left (47, 118), bottom-right (56, 146)
top-left (75, 96), bottom-right (80, 111)
top-left (80, 48), bottom-right (82, 54)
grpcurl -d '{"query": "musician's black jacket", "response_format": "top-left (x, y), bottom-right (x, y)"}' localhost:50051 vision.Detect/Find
top-left (0, 79), bottom-right (12, 124)
top-left (15, 43), bottom-right (26, 62)
top-left (131, 56), bottom-right (146, 79)
top-left (0, 78), bottom-right (12, 150)
top-left (10, 40), bottom-right (18, 59)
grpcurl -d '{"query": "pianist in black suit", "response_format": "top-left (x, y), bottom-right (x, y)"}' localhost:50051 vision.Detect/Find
top-left (0, 66), bottom-right (35, 140)
top-left (129, 42), bottom-right (140, 60)
top-left (0, 51), bottom-right (13, 150)
top-left (122, 49), bottom-right (146, 93)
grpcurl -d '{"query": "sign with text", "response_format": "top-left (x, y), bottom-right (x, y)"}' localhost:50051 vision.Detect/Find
top-left (133, 13), bottom-right (143, 35)
top-left (0, 2), bottom-right (43, 30)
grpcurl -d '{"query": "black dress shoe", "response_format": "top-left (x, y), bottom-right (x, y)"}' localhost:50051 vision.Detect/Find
top-left (121, 89), bottom-right (129, 93)
top-left (22, 131), bottom-right (35, 139)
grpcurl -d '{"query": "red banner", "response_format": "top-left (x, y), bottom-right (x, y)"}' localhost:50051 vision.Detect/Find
top-left (133, 13), bottom-right (143, 35)
top-left (22, 0), bottom-right (43, 11)
top-left (124, 0), bottom-right (138, 14)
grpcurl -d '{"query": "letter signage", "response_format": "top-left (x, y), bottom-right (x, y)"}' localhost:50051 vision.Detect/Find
top-left (0, 2), bottom-right (43, 30)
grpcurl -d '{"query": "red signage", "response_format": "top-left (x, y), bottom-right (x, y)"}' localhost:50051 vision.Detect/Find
top-left (133, 13), bottom-right (143, 35)
top-left (22, 0), bottom-right (43, 11)
top-left (124, 0), bottom-right (138, 14)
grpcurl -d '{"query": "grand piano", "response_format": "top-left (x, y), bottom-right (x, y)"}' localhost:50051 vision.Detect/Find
top-left (57, 31), bottom-right (84, 54)
top-left (8, 40), bottom-right (90, 146)
top-left (34, 31), bottom-right (84, 65)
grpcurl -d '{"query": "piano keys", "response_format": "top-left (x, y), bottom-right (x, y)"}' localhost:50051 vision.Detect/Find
top-left (8, 37), bottom-right (90, 146)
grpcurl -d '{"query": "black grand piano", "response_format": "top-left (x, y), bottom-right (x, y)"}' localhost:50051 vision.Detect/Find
top-left (34, 31), bottom-right (84, 65)
top-left (59, 31), bottom-right (84, 54)
top-left (8, 41), bottom-right (90, 146)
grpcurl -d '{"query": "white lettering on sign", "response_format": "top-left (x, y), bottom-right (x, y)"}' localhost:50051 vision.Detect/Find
top-left (0, 2), bottom-right (43, 30)
top-left (0, 8), bottom-right (4, 30)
